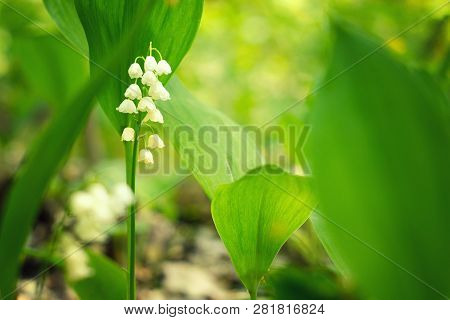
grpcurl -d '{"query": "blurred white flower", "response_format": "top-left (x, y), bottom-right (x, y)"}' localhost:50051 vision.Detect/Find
top-left (58, 234), bottom-right (93, 281)
top-left (144, 56), bottom-right (158, 72)
top-left (139, 149), bottom-right (154, 164)
top-left (124, 84), bottom-right (142, 100)
top-left (155, 60), bottom-right (172, 75)
top-left (74, 218), bottom-right (106, 242)
top-left (121, 127), bottom-right (135, 141)
top-left (143, 108), bottom-right (164, 124)
top-left (128, 62), bottom-right (143, 79)
top-left (148, 134), bottom-right (165, 149)
top-left (111, 183), bottom-right (135, 215)
top-left (70, 191), bottom-right (95, 216)
top-left (116, 99), bottom-right (138, 114)
top-left (141, 71), bottom-right (158, 86)
top-left (137, 97), bottom-right (156, 112)
top-left (149, 81), bottom-right (170, 101)
top-left (68, 181), bottom-right (136, 243)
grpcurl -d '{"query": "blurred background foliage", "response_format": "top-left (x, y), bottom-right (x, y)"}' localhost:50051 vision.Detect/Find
top-left (0, 0), bottom-right (448, 299)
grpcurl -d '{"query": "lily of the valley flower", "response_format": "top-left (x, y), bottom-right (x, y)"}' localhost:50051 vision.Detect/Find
top-left (124, 84), bottom-right (142, 100)
top-left (155, 60), bottom-right (172, 75)
top-left (58, 235), bottom-right (93, 281)
top-left (143, 108), bottom-right (164, 124)
top-left (119, 44), bottom-right (170, 166)
top-left (141, 71), bottom-right (158, 86)
top-left (121, 127), bottom-right (135, 141)
top-left (137, 96), bottom-right (156, 112)
top-left (149, 81), bottom-right (170, 101)
top-left (139, 149), bottom-right (154, 164)
top-left (128, 62), bottom-right (143, 79)
top-left (144, 56), bottom-right (158, 72)
top-left (148, 134), bottom-right (165, 149)
top-left (117, 99), bottom-right (138, 114)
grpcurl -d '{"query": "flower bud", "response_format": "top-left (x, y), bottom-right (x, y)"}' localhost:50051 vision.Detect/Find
top-left (124, 84), bottom-right (142, 100)
top-left (148, 134), bottom-right (165, 149)
top-left (144, 56), bottom-right (158, 72)
top-left (155, 59), bottom-right (172, 75)
top-left (137, 96), bottom-right (156, 112)
top-left (128, 63), bottom-right (143, 79)
top-left (116, 99), bottom-right (138, 114)
top-left (121, 127), bottom-right (135, 141)
top-left (139, 149), bottom-right (154, 164)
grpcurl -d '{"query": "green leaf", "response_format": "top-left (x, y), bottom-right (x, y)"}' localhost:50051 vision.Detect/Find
top-left (74, 0), bottom-right (204, 131)
top-left (267, 266), bottom-right (345, 300)
top-left (70, 251), bottom-right (127, 300)
top-left (12, 34), bottom-right (88, 106)
top-left (160, 78), bottom-right (264, 198)
top-left (309, 22), bottom-right (450, 299)
top-left (43, 0), bottom-right (89, 54)
top-left (0, 72), bottom-right (101, 299)
top-left (211, 165), bottom-right (316, 298)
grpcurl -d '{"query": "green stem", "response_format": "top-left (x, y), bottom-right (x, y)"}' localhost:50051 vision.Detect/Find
top-left (125, 137), bottom-right (139, 300)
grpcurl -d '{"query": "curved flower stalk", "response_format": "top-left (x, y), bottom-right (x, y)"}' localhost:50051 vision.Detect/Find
top-left (117, 43), bottom-right (170, 299)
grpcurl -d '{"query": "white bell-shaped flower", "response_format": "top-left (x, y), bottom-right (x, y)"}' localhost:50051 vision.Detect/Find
top-left (148, 134), bottom-right (165, 149)
top-left (143, 108), bottom-right (164, 124)
top-left (128, 62), bottom-right (143, 79)
top-left (155, 59), bottom-right (172, 75)
top-left (58, 235), bottom-right (93, 281)
top-left (121, 127), bottom-right (135, 141)
top-left (144, 56), bottom-right (158, 72)
top-left (69, 191), bottom-right (95, 216)
top-left (116, 99), bottom-right (138, 114)
top-left (149, 81), bottom-right (170, 101)
top-left (139, 149), bottom-right (154, 164)
top-left (137, 96), bottom-right (156, 112)
top-left (124, 84), bottom-right (142, 100)
top-left (111, 183), bottom-right (135, 207)
top-left (141, 71), bottom-right (158, 86)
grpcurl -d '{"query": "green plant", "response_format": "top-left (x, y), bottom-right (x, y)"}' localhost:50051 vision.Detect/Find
top-left (308, 21), bottom-right (450, 299)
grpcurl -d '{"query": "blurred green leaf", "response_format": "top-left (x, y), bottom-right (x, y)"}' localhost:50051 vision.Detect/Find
top-left (73, 0), bottom-right (203, 131)
top-left (267, 266), bottom-right (345, 300)
top-left (0, 67), bottom-right (102, 299)
top-left (211, 165), bottom-right (316, 298)
top-left (309, 22), bottom-right (450, 299)
top-left (43, 0), bottom-right (89, 54)
top-left (160, 78), bottom-right (264, 198)
top-left (70, 251), bottom-right (127, 300)
top-left (12, 34), bottom-right (88, 106)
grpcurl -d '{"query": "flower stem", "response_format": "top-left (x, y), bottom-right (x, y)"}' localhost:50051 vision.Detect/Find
top-left (125, 137), bottom-right (139, 300)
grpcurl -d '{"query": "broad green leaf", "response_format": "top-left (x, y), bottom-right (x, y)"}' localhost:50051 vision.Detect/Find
top-left (159, 78), bottom-right (264, 198)
top-left (309, 22), bottom-right (450, 299)
top-left (70, 251), bottom-right (127, 300)
top-left (211, 165), bottom-right (316, 298)
top-left (12, 34), bottom-right (88, 106)
top-left (74, 0), bottom-right (204, 131)
top-left (43, 0), bottom-right (89, 55)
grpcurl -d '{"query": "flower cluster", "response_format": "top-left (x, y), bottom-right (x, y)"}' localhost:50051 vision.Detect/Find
top-left (117, 44), bottom-right (169, 165)
top-left (57, 182), bottom-right (135, 281)
top-left (69, 183), bottom-right (134, 242)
